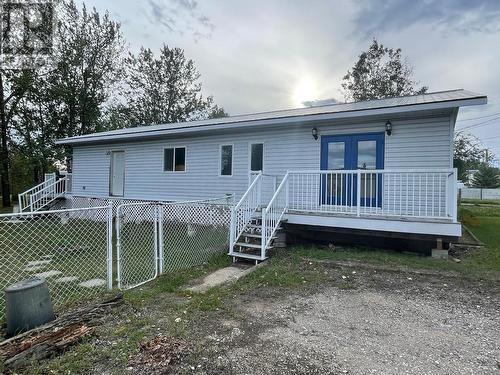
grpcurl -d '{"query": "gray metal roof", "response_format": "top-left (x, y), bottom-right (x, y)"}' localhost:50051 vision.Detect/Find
top-left (57, 89), bottom-right (486, 145)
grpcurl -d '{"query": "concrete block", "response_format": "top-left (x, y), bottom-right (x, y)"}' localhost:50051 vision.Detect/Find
top-left (431, 249), bottom-right (449, 259)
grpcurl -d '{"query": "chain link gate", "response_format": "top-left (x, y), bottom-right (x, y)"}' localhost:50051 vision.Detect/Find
top-left (0, 205), bottom-right (113, 319)
top-left (116, 198), bottom-right (231, 290)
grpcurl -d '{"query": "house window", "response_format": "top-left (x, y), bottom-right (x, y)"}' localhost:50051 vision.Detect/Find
top-left (164, 147), bottom-right (186, 172)
top-left (220, 145), bottom-right (233, 176)
top-left (250, 143), bottom-right (263, 172)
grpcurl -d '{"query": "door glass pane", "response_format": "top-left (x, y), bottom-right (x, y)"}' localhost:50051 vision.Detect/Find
top-left (250, 143), bottom-right (263, 171)
top-left (360, 173), bottom-right (377, 199)
top-left (357, 140), bottom-right (376, 169)
top-left (327, 142), bottom-right (345, 170)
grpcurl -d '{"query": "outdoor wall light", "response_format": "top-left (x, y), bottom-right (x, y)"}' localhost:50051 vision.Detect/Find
top-left (385, 120), bottom-right (392, 136)
top-left (312, 127), bottom-right (318, 140)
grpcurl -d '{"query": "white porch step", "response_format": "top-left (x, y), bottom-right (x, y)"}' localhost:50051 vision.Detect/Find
top-left (229, 252), bottom-right (267, 261)
top-left (241, 232), bottom-right (277, 240)
top-left (235, 242), bottom-right (273, 249)
top-left (245, 224), bottom-right (262, 229)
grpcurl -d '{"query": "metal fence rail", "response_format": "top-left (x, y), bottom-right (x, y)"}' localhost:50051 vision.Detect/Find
top-left (0, 205), bottom-right (113, 320)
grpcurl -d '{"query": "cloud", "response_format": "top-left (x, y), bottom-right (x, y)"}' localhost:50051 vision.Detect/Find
top-left (353, 0), bottom-right (500, 37)
top-left (146, 0), bottom-right (214, 41)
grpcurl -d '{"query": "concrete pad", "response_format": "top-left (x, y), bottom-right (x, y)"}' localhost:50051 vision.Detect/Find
top-left (34, 270), bottom-right (62, 278)
top-left (79, 278), bottom-right (106, 288)
top-left (55, 276), bottom-right (78, 283)
top-left (185, 264), bottom-right (257, 293)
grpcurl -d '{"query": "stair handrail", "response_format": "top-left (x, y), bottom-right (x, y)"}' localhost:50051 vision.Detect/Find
top-left (19, 176), bottom-right (68, 212)
top-left (261, 172), bottom-right (290, 257)
top-left (230, 172), bottom-right (263, 254)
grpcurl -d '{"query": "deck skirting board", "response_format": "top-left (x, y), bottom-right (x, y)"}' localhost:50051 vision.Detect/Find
top-left (284, 213), bottom-right (461, 237)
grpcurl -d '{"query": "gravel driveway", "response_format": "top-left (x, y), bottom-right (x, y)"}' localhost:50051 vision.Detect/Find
top-left (200, 264), bottom-right (500, 375)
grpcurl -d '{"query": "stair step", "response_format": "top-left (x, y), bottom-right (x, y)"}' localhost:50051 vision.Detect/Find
top-left (229, 252), bottom-right (267, 261)
top-left (235, 242), bottom-right (263, 249)
top-left (241, 233), bottom-right (277, 240)
top-left (241, 233), bottom-right (263, 239)
top-left (245, 224), bottom-right (262, 230)
top-left (235, 242), bottom-right (275, 250)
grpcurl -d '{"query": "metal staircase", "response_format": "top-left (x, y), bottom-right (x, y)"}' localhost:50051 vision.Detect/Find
top-left (18, 173), bottom-right (72, 213)
top-left (231, 210), bottom-right (280, 261)
top-left (229, 172), bottom-right (289, 262)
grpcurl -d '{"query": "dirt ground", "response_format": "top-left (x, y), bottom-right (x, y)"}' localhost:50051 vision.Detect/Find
top-left (187, 264), bottom-right (500, 375)
top-left (23, 260), bottom-right (500, 374)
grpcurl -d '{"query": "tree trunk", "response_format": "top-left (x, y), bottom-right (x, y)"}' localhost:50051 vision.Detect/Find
top-left (0, 74), bottom-right (11, 207)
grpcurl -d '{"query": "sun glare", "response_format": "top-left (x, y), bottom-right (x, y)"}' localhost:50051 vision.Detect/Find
top-left (292, 78), bottom-right (319, 107)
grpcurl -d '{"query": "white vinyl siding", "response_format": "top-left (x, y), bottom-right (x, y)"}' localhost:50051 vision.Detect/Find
top-left (71, 110), bottom-right (454, 201)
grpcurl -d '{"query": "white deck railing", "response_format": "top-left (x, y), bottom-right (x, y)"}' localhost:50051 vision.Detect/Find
top-left (18, 175), bottom-right (70, 213)
top-left (285, 169), bottom-right (457, 222)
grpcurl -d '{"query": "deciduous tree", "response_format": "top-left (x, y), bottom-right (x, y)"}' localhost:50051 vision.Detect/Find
top-left (121, 45), bottom-right (222, 126)
top-left (342, 39), bottom-right (427, 102)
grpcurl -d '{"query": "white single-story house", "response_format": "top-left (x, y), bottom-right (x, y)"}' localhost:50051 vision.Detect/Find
top-left (49, 89), bottom-right (486, 261)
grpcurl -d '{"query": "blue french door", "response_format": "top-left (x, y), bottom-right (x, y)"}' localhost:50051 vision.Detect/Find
top-left (320, 133), bottom-right (384, 207)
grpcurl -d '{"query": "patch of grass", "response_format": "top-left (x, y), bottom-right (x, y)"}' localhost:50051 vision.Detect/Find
top-left (125, 253), bottom-right (231, 307)
top-left (461, 199), bottom-right (500, 206)
top-left (275, 204), bottom-right (500, 278)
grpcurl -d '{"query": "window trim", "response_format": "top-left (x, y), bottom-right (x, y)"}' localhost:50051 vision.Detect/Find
top-left (163, 146), bottom-right (187, 173)
top-left (219, 143), bottom-right (234, 177)
top-left (248, 141), bottom-right (265, 173)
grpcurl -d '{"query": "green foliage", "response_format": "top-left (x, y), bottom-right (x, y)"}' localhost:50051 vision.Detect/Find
top-left (453, 132), bottom-right (486, 182)
top-left (472, 165), bottom-right (500, 188)
top-left (0, 0), bottom-right (225, 205)
top-left (208, 105), bottom-right (229, 119)
top-left (342, 39), bottom-right (427, 102)
top-left (119, 45), bottom-right (223, 127)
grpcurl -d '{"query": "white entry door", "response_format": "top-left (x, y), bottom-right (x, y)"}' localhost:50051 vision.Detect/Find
top-left (110, 151), bottom-right (125, 197)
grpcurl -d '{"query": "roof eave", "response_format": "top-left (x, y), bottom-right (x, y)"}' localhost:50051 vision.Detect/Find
top-left (56, 95), bottom-right (487, 146)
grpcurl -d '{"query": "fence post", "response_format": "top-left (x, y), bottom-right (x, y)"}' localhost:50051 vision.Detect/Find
top-left (153, 205), bottom-right (159, 274)
top-left (261, 209), bottom-right (266, 260)
top-left (229, 206), bottom-right (235, 254)
top-left (356, 170), bottom-right (361, 217)
top-left (106, 202), bottom-right (113, 290)
top-left (115, 205), bottom-right (122, 290)
top-left (158, 205), bottom-right (164, 275)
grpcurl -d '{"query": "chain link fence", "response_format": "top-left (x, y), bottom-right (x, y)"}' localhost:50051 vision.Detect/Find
top-left (116, 197), bottom-right (232, 290)
top-left (116, 203), bottom-right (159, 289)
top-left (0, 195), bottom-right (232, 319)
top-left (162, 198), bottom-right (231, 273)
top-left (0, 205), bottom-right (112, 320)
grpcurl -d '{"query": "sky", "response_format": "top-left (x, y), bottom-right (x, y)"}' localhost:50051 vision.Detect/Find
top-left (85, 0), bottom-right (500, 164)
